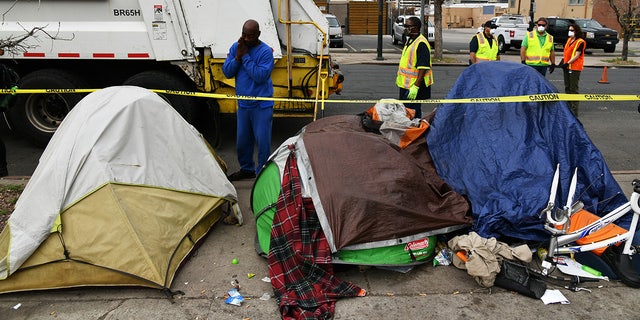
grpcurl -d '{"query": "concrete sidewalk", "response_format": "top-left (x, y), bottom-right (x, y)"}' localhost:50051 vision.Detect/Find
top-left (0, 173), bottom-right (638, 319)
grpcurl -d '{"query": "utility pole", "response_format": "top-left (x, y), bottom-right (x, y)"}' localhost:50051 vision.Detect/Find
top-left (529, 0), bottom-right (535, 23)
top-left (420, 0), bottom-right (426, 35)
top-left (376, 0), bottom-right (384, 60)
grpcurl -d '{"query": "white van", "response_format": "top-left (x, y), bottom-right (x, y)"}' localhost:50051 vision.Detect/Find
top-left (324, 14), bottom-right (345, 48)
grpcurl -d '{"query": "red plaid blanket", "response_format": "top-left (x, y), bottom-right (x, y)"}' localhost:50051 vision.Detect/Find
top-left (268, 147), bottom-right (365, 319)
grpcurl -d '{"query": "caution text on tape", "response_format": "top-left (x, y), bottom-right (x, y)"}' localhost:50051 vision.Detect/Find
top-left (1, 88), bottom-right (638, 105)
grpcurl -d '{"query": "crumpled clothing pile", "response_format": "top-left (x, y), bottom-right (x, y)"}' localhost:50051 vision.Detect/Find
top-left (448, 232), bottom-right (532, 287)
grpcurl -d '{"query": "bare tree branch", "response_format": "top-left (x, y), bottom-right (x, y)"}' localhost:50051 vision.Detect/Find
top-left (1, 1), bottom-right (74, 56)
top-left (1, 23), bottom-right (75, 56)
top-left (605, 0), bottom-right (640, 61)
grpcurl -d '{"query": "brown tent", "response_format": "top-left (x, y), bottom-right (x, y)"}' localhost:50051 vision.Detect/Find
top-left (253, 113), bottom-right (471, 265)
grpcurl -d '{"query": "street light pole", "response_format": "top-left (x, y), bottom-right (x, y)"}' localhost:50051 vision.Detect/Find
top-left (421, 0), bottom-right (425, 35)
top-left (376, 0), bottom-right (384, 60)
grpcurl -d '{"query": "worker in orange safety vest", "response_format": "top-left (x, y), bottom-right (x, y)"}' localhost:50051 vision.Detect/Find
top-left (558, 22), bottom-right (586, 117)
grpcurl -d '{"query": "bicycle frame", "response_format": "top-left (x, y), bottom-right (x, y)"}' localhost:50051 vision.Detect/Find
top-left (544, 179), bottom-right (640, 261)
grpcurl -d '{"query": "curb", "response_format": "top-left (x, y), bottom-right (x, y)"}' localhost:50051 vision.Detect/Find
top-left (0, 177), bottom-right (30, 186)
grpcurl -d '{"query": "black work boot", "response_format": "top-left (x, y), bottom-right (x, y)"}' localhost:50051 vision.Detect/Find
top-left (601, 245), bottom-right (640, 288)
top-left (227, 169), bottom-right (256, 182)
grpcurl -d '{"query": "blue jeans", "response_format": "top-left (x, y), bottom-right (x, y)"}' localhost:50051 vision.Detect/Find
top-left (236, 106), bottom-right (273, 174)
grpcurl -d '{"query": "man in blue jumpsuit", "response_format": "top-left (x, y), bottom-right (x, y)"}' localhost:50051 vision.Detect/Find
top-left (223, 19), bottom-right (275, 181)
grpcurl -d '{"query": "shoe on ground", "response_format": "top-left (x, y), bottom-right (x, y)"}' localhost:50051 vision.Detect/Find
top-left (227, 169), bottom-right (256, 182)
top-left (601, 245), bottom-right (640, 288)
top-left (223, 214), bottom-right (239, 225)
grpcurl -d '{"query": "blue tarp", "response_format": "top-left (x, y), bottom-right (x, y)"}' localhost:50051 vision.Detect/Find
top-left (426, 61), bottom-right (630, 242)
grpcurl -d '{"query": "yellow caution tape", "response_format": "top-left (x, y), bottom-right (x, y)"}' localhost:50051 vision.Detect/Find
top-left (1, 88), bottom-right (638, 105)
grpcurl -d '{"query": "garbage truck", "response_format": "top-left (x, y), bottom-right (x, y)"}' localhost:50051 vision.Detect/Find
top-left (0, 0), bottom-right (340, 147)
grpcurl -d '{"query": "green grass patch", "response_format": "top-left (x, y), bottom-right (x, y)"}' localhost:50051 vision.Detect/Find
top-left (0, 184), bottom-right (24, 216)
top-left (602, 57), bottom-right (638, 65)
top-left (0, 184), bottom-right (24, 192)
top-left (434, 56), bottom-right (463, 64)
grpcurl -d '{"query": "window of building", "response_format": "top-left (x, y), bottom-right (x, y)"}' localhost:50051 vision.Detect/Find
top-left (569, 0), bottom-right (585, 5)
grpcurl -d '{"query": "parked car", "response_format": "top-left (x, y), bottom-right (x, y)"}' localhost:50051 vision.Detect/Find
top-left (546, 17), bottom-right (618, 53)
top-left (391, 15), bottom-right (435, 48)
top-left (324, 13), bottom-right (345, 48)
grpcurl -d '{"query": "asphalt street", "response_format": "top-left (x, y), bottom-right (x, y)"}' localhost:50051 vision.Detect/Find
top-left (0, 29), bottom-right (639, 320)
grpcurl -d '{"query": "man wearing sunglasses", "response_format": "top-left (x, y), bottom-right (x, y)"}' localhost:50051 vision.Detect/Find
top-left (520, 17), bottom-right (556, 76)
top-left (395, 16), bottom-right (433, 119)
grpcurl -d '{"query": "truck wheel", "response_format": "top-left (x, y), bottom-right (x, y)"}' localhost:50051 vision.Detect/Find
top-left (206, 99), bottom-right (221, 148)
top-left (189, 98), bottom-right (221, 149)
top-left (498, 36), bottom-right (509, 53)
top-left (123, 70), bottom-right (197, 123)
top-left (392, 31), bottom-right (398, 45)
top-left (8, 69), bottom-right (88, 147)
top-left (603, 46), bottom-right (615, 53)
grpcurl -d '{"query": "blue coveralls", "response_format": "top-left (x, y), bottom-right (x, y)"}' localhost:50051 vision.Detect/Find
top-left (222, 41), bottom-right (275, 174)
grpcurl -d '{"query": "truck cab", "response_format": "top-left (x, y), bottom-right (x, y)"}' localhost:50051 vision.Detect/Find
top-left (490, 15), bottom-right (531, 53)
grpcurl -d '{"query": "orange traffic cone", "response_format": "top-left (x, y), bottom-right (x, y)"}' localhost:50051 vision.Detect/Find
top-left (598, 66), bottom-right (610, 84)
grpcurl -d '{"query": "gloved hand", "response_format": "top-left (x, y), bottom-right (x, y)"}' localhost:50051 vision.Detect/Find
top-left (549, 64), bottom-right (555, 74)
top-left (407, 85), bottom-right (419, 100)
top-left (557, 59), bottom-right (567, 69)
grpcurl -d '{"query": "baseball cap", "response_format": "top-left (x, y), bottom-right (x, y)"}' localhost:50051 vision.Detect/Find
top-left (484, 20), bottom-right (497, 28)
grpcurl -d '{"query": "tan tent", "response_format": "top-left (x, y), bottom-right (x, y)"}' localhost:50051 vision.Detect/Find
top-left (0, 86), bottom-right (240, 294)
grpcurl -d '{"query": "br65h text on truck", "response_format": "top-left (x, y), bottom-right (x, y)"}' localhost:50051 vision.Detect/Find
top-left (0, 0), bottom-right (341, 147)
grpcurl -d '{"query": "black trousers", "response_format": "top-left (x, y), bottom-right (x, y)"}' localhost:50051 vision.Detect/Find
top-left (563, 69), bottom-right (581, 117)
top-left (398, 85), bottom-right (431, 119)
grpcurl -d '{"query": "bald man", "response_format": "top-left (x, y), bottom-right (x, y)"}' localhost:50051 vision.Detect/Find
top-left (223, 19), bottom-right (275, 181)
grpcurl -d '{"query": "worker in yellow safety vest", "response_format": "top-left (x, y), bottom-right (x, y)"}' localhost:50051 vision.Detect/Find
top-left (469, 20), bottom-right (500, 64)
top-left (520, 17), bottom-right (555, 76)
top-left (395, 16), bottom-right (433, 119)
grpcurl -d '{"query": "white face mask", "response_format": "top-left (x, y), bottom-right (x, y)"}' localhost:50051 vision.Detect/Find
top-left (537, 26), bottom-right (546, 32)
top-left (568, 31), bottom-right (575, 37)
top-left (489, 29), bottom-right (496, 35)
